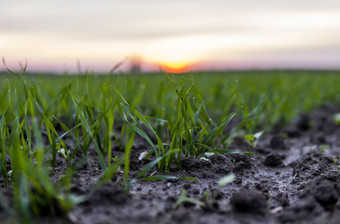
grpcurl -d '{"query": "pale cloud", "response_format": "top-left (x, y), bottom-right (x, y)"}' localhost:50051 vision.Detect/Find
top-left (1, 0), bottom-right (340, 72)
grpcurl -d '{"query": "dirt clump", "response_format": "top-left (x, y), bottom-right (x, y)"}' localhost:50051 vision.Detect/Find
top-left (263, 153), bottom-right (284, 167)
top-left (230, 189), bottom-right (267, 213)
top-left (278, 197), bottom-right (324, 224)
top-left (86, 182), bottom-right (129, 206)
top-left (302, 178), bottom-right (339, 208)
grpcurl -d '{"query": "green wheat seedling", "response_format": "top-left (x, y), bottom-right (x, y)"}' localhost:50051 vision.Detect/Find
top-left (175, 189), bottom-right (205, 208)
top-left (0, 64), bottom-right (340, 222)
top-left (175, 173), bottom-right (235, 210)
top-left (115, 76), bottom-right (242, 172)
top-left (4, 87), bottom-right (77, 223)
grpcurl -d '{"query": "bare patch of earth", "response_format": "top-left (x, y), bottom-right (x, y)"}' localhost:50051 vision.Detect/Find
top-left (2, 105), bottom-right (340, 224)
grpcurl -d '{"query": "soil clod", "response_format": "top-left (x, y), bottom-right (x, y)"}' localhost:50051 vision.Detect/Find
top-left (263, 153), bottom-right (284, 167)
top-left (302, 179), bottom-right (339, 208)
top-left (230, 189), bottom-right (267, 213)
top-left (278, 197), bottom-right (324, 224)
top-left (87, 182), bottom-right (129, 205)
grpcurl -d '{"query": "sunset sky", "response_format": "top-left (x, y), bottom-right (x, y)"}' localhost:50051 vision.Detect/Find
top-left (1, 0), bottom-right (340, 73)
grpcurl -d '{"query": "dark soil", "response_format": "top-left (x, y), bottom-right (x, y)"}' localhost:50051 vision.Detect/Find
top-left (2, 105), bottom-right (340, 224)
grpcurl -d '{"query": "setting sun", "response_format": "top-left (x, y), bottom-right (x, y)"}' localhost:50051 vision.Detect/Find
top-left (159, 61), bottom-right (191, 73)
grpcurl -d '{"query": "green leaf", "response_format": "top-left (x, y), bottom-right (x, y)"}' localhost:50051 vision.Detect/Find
top-left (245, 131), bottom-right (263, 148)
top-left (175, 189), bottom-right (205, 208)
top-left (140, 175), bottom-right (178, 181)
top-left (181, 176), bottom-right (199, 182)
top-left (217, 173), bottom-right (235, 188)
top-left (242, 152), bottom-right (255, 156)
top-left (136, 157), bottom-right (163, 179)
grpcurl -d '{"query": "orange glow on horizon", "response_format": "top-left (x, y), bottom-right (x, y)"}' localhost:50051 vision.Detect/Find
top-left (159, 62), bottom-right (192, 73)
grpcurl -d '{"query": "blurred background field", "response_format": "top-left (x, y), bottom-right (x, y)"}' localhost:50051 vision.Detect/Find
top-left (2, 70), bottom-right (339, 130)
